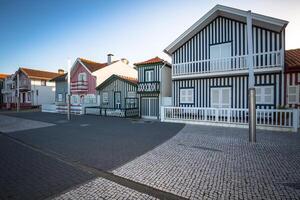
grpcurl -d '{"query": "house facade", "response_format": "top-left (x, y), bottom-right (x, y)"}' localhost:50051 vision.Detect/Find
top-left (285, 48), bottom-right (300, 108)
top-left (164, 5), bottom-right (288, 110)
top-left (0, 73), bottom-right (9, 108)
top-left (134, 57), bottom-right (172, 119)
top-left (50, 73), bottom-right (68, 105)
top-left (94, 74), bottom-right (138, 117)
top-left (13, 68), bottom-right (61, 107)
top-left (2, 74), bottom-right (17, 109)
top-left (70, 54), bottom-right (137, 105)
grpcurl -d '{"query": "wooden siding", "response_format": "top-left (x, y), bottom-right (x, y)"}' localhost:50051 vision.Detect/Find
top-left (173, 73), bottom-right (282, 109)
top-left (172, 16), bottom-right (283, 69)
top-left (97, 79), bottom-right (137, 109)
top-left (71, 62), bottom-right (96, 95)
top-left (137, 63), bottom-right (162, 82)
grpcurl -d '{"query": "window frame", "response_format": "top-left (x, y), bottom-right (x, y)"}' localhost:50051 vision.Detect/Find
top-left (255, 85), bottom-right (274, 105)
top-left (287, 85), bottom-right (299, 104)
top-left (179, 88), bottom-right (194, 104)
top-left (78, 72), bottom-right (87, 82)
top-left (210, 87), bottom-right (232, 108)
top-left (144, 69), bottom-right (154, 82)
top-left (102, 92), bottom-right (109, 103)
top-left (58, 93), bottom-right (63, 102)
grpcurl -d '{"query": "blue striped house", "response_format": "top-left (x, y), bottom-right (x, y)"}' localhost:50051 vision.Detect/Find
top-left (134, 57), bottom-right (172, 119)
top-left (164, 5), bottom-right (288, 110)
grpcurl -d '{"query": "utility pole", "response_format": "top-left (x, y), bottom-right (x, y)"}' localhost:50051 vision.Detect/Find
top-left (247, 10), bottom-right (256, 142)
top-left (67, 59), bottom-right (71, 120)
top-left (17, 73), bottom-right (20, 112)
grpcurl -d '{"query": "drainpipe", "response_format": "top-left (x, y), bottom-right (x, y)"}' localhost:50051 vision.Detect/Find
top-left (159, 62), bottom-right (167, 119)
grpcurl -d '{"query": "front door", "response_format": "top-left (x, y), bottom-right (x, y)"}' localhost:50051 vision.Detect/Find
top-left (141, 97), bottom-right (159, 119)
top-left (22, 93), bottom-right (26, 103)
top-left (114, 92), bottom-right (121, 109)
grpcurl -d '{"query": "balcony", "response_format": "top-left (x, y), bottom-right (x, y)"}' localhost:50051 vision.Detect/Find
top-left (18, 80), bottom-right (30, 91)
top-left (172, 51), bottom-right (283, 78)
top-left (137, 81), bottom-right (160, 93)
top-left (71, 81), bottom-right (88, 92)
top-left (1, 88), bottom-right (11, 94)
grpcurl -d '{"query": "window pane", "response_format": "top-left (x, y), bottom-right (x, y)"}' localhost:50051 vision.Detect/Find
top-left (265, 95), bottom-right (272, 103)
top-left (211, 89), bottom-right (219, 104)
top-left (265, 87), bottom-right (272, 95)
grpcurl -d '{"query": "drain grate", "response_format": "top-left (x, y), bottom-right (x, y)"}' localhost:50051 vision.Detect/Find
top-left (178, 143), bottom-right (222, 152)
top-left (282, 182), bottom-right (300, 190)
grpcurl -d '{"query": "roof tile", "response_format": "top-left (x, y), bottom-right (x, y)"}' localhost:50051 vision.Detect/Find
top-left (285, 48), bottom-right (300, 68)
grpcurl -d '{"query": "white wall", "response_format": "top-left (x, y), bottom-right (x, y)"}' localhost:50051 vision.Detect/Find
top-left (92, 60), bottom-right (137, 86)
top-left (31, 80), bottom-right (56, 106)
top-left (161, 66), bottom-right (172, 97)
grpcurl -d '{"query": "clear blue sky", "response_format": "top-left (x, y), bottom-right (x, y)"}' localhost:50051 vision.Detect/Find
top-left (0, 0), bottom-right (299, 74)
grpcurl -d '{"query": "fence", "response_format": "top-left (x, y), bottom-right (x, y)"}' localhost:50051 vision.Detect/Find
top-left (161, 106), bottom-right (299, 132)
top-left (85, 106), bottom-right (139, 118)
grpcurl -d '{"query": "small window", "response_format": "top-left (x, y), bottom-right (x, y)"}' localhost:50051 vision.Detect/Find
top-left (41, 80), bottom-right (46, 86)
top-left (288, 86), bottom-right (299, 104)
top-left (78, 73), bottom-right (87, 82)
top-left (127, 91), bottom-right (136, 98)
top-left (58, 93), bottom-right (63, 102)
top-left (145, 70), bottom-right (154, 82)
top-left (180, 88), bottom-right (194, 104)
top-left (210, 87), bottom-right (231, 108)
top-left (102, 92), bottom-right (108, 103)
top-left (255, 86), bottom-right (274, 104)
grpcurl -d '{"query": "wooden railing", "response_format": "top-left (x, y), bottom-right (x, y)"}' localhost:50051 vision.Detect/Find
top-left (137, 81), bottom-right (160, 93)
top-left (172, 51), bottom-right (282, 77)
top-left (70, 81), bottom-right (88, 91)
top-left (161, 106), bottom-right (299, 132)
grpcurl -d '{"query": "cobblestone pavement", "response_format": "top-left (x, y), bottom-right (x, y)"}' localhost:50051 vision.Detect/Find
top-left (53, 177), bottom-right (157, 200)
top-left (0, 114), bottom-right (55, 133)
top-left (112, 125), bottom-right (300, 200)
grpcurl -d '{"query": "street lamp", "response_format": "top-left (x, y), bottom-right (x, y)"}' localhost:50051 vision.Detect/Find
top-left (247, 10), bottom-right (256, 142)
top-left (67, 59), bottom-right (71, 120)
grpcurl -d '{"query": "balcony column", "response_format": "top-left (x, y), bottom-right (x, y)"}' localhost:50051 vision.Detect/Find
top-left (247, 10), bottom-right (256, 143)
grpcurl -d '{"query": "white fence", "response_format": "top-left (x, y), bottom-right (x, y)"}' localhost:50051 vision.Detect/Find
top-left (172, 51), bottom-right (282, 77)
top-left (41, 104), bottom-right (57, 113)
top-left (161, 107), bottom-right (299, 132)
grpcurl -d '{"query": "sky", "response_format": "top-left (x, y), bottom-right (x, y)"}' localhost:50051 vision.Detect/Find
top-left (0, 0), bottom-right (300, 74)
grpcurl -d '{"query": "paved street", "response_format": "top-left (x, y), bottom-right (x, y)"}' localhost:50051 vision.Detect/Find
top-left (0, 112), bottom-right (183, 200)
top-left (112, 125), bottom-right (300, 200)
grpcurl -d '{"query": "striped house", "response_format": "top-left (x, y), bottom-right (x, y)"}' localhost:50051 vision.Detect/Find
top-left (134, 57), bottom-right (172, 119)
top-left (164, 5), bottom-right (288, 110)
top-left (94, 74), bottom-right (139, 117)
top-left (285, 48), bottom-right (300, 108)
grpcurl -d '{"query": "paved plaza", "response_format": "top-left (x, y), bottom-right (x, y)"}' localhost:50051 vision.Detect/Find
top-left (1, 112), bottom-right (300, 199)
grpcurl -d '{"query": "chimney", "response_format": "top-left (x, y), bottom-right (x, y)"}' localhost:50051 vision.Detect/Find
top-left (107, 53), bottom-right (114, 64)
top-left (121, 58), bottom-right (129, 65)
top-left (58, 69), bottom-right (64, 74)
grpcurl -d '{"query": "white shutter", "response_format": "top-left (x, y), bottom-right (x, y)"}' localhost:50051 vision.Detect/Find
top-left (180, 88), bottom-right (194, 104)
top-left (211, 88), bottom-right (220, 108)
top-left (288, 86), bottom-right (298, 104)
top-left (221, 88), bottom-right (231, 108)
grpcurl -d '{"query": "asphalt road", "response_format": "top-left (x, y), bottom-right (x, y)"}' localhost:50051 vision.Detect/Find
top-left (0, 112), bottom-right (184, 200)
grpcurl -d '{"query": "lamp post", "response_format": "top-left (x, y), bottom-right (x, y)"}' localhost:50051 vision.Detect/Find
top-left (67, 59), bottom-right (71, 120)
top-left (247, 10), bottom-right (256, 142)
top-left (17, 73), bottom-right (20, 112)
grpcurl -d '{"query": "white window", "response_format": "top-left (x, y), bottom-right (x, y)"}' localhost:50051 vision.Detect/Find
top-left (211, 87), bottom-right (231, 108)
top-left (58, 93), bottom-right (63, 102)
top-left (78, 73), bottom-right (87, 82)
top-left (102, 92), bottom-right (108, 103)
top-left (180, 88), bottom-right (194, 104)
top-left (288, 86), bottom-right (299, 104)
top-left (210, 43), bottom-right (232, 70)
top-left (255, 86), bottom-right (274, 104)
top-left (127, 91), bottom-right (136, 98)
top-left (71, 95), bottom-right (79, 105)
top-left (145, 70), bottom-right (154, 82)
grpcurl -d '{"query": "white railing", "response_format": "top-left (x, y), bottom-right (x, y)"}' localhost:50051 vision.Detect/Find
top-left (172, 51), bottom-right (282, 76)
top-left (41, 104), bottom-right (57, 113)
top-left (161, 106), bottom-right (299, 132)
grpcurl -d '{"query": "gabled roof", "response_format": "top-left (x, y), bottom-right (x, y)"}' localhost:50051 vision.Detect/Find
top-left (50, 73), bottom-right (67, 82)
top-left (19, 68), bottom-right (61, 80)
top-left (285, 48), bottom-right (300, 69)
top-left (164, 4), bottom-right (289, 55)
top-left (79, 58), bottom-right (118, 73)
top-left (0, 73), bottom-right (9, 79)
top-left (96, 74), bottom-right (137, 90)
top-left (134, 57), bottom-right (171, 67)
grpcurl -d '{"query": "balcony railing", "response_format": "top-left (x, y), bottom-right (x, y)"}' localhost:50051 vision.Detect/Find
top-left (161, 106), bottom-right (299, 132)
top-left (172, 51), bottom-right (283, 77)
top-left (137, 81), bottom-right (160, 93)
top-left (71, 81), bottom-right (88, 91)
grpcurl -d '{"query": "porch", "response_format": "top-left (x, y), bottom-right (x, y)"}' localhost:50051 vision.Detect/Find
top-left (161, 106), bottom-right (299, 132)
